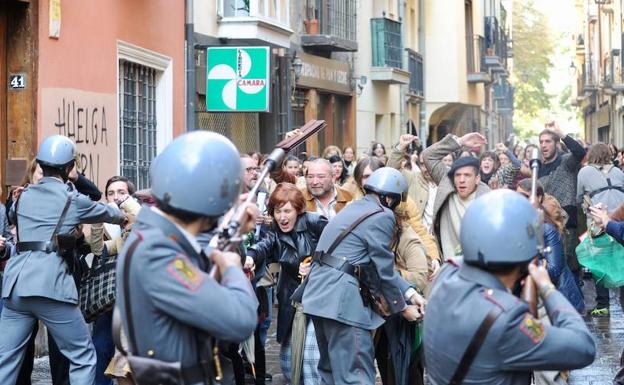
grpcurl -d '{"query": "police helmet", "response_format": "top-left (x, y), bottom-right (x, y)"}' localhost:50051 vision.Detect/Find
top-left (363, 167), bottom-right (408, 210)
top-left (461, 189), bottom-right (540, 268)
top-left (150, 131), bottom-right (242, 217)
top-left (36, 135), bottom-right (76, 168)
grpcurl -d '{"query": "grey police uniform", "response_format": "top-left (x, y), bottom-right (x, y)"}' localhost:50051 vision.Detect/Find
top-left (302, 195), bottom-right (412, 385)
top-left (424, 259), bottom-right (596, 385)
top-left (0, 177), bottom-right (125, 385)
top-left (116, 206), bottom-right (258, 384)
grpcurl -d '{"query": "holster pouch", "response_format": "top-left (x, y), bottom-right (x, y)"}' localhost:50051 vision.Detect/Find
top-left (355, 262), bottom-right (392, 317)
top-left (54, 232), bottom-right (78, 274)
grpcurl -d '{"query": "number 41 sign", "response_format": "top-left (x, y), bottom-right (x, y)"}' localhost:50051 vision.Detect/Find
top-left (9, 74), bottom-right (26, 90)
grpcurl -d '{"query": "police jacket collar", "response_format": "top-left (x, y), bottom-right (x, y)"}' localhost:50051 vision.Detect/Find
top-left (458, 262), bottom-right (508, 291)
top-left (135, 207), bottom-right (201, 261)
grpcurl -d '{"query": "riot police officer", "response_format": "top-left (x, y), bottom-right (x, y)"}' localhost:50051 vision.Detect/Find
top-left (115, 131), bottom-right (258, 385)
top-left (424, 189), bottom-right (596, 385)
top-left (301, 167), bottom-right (425, 385)
top-left (0, 134), bottom-right (126, 385)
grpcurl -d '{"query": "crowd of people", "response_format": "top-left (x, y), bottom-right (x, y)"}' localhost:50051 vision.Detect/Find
top-left (0, 119), bottom-right (622, 385)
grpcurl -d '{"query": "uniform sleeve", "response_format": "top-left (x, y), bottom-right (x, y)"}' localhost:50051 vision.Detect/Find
top-left (140, 241), bottom-right (259, 342)
top-left (74, 192), bottom-right (126, 225)
top-left (366, 211), bottom-right (410, 313)
top-left (73, 173), bottom-right (102, 201)
top-left (497, 291), bottom-right (595, 371)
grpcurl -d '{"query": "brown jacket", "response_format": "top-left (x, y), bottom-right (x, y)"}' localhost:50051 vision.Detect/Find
top-left (301, 186), bottom-right (353, 215)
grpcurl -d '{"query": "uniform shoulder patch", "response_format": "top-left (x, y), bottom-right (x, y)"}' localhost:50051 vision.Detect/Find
top-left (166, 254), bottom-right (205, 292)
top-left (519, 314), bottom-right (545, 344)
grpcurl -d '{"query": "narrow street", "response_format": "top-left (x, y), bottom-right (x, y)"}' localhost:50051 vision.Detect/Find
top-left (30, 277), bottom-right (624, 384)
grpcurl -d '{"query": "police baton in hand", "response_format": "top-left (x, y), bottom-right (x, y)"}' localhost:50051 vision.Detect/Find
top-left (210, 119), bottom-right (327, 279)
top-left (522, 148), bottom-right (550, 317)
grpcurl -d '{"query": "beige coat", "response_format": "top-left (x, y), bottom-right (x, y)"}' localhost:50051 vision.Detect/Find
top-left (394, 224), bottom-right (431, 294)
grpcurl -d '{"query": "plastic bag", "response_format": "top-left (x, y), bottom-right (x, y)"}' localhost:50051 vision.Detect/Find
top-left (576, 233), bottom-right (624, 288)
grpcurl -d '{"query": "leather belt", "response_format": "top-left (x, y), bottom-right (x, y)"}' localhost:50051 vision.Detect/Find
top-left (16, 241), bottom-right (56, 253)
top-left (316, 252), bottom-right (358, 276)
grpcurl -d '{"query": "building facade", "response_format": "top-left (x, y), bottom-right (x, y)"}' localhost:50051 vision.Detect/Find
top-left (0, 0), bottom-right (185, 193)
top-left (572, 0), bottom-right (624, 147)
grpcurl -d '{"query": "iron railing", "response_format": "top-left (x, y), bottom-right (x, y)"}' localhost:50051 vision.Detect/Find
top-left (493, 79), bottom-right (513, 112)
top-left (467, 35), bottom-right (486, 74)
top-left (407, 49), bottom-right (424, 96)
top-left (371, 18), bottom-right (402, 68)
top-left (485, 16), bottom-right (508, 63)
top-left (308, 0), bottom-right (357, 42)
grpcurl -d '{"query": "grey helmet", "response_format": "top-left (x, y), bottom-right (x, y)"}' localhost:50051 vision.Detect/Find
top-left (461, 189), bottom-right (540, 268)
top-left (363, 167), bottom-right (408, 210)
top-left (150, 131), bottom-right (243, 217)
top-left (36, 135), bottom-right (76, 168)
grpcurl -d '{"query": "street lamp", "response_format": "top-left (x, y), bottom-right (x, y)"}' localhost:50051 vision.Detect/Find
top-left (569, 61), bottom-right (577, 76)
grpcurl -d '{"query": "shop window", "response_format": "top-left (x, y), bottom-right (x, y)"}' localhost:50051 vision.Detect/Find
top-left (119, 61), bottom-right (158, 190)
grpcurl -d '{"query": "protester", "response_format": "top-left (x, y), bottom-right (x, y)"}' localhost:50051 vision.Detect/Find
top-left (301, 168), bottom-right (425, 385)
top-left (422, 132), bottom-right (490, 260)
top-left (370, 142), bottom-right (388, 164)
top-left (301, 159), bottom-right (352, 220)
top-left (322, 145), bottom-right (342, 160)
top-left (246, 183), bottom-right (327, 385)
top-left (538, 122), bottom-right (587, 283)
top-left (283, 155), bottom-right (302, 178)
top-left (489, 142), bottom-right (522, 189)
top-left (479, 151), bottom-right (499, 185)
top-left (516, 179), bottom-right (585, 313)
top-left (441, 153), bottom-right (454, 169)
top-left (590, 204), bottom-right (624, 244)
top-left (424, 190), bottom-right (595, 384)
top-left (342, 147), bottom-right (356, 176)
top-left (328, 155), bottom-right (348, 187)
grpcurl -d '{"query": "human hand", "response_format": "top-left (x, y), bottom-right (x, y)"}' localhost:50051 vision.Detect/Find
top-left (398, 134), bottom-right (419, 151)
top-left (495, 142), bottom-right (507, 153)
top-left (528, 261), bottom-right (553, 291)
top-left (239, 202), bottom-right (260, 234)
top-left (544, 121), bottom-right (565, 139)
top-left (12, 186), bottom-right (24, 201)
top-left (458, 132), bottom-right (487, 149)
top-left (401, 304), bottom-right (424, 321)
top-left (211, 250), bottom-right (242, 271)
top-left (589, 205), bottom-right (610, 228)
top-left (244, 256), bottom-right (255, 272)
top-left (429, 259), bottom-right (441, 281)
top-left (298, 260), bottom-right (312, 277)
top-left (409, 292), bottom-right (426, 316)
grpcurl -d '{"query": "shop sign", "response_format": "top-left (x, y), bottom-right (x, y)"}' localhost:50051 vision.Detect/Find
top-left (206, 46), bottom-right (270, 112)
top-left (296, 52), bottom-right (352, 94)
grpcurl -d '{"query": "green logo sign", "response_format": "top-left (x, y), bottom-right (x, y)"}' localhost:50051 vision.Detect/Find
top-left (206, 47), bottom-right (270, 112)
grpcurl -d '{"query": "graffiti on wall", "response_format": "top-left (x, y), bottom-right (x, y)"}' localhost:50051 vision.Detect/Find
top-left (41, 89), bottom-right (118, 191)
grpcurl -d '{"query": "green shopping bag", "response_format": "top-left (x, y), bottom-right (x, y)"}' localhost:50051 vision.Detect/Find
top-left (576, 233), bottom-right (624, 288)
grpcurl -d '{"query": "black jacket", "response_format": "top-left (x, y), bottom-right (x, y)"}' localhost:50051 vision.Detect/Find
top-left (248, 212), bottom-right (327, 343)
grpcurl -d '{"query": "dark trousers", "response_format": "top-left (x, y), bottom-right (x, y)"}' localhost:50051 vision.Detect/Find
top-left (93, 311), bottom-right (114, 385)
top-left (563, 228), bottom-right (581, 284)
top-left (374, 325), bottom-right (424, 385)
top-left (596, 280), bottom-right (610, 308)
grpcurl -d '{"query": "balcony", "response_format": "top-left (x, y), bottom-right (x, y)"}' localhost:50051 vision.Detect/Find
top-left (407, 49), bottom-right (424, 99)
top-left (370, 18), bottom-right (409, 84)
top-left (467, 35), bottom-right (491, 83)
top-left (493, 79), bottom-right (513, 114)
top-left (484, 16), bottom-right (508, 74)
top-left (216, 0), bottom-right (292, 48)
top-left (301, 0), bottom-right (357, 52)
top-left (582, 56), bottom-right (599, 94)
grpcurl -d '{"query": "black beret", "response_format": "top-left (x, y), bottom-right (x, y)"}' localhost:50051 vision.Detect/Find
top-left (447, 156), bottom-right (480, 179)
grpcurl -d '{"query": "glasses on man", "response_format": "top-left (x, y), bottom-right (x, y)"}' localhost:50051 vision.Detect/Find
top-left (245, 167), bottom-right (260, 174)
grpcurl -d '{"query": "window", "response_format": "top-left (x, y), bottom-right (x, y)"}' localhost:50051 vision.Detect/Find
top-left (119, 61), bottom-right (157, 190)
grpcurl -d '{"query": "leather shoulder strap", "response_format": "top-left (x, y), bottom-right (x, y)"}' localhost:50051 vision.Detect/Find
top-left (325, 207), bottom-right (383, 255)
top-left (119, 236), bottom-right (143, 355)
top-left (14, 191), bottom-right (22, 243)
top-left (449, 307), bottom-right (502, 385)
top-left (50, 193), bottom-right (72, 242)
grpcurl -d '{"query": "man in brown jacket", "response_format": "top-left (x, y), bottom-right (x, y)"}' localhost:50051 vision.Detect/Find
top-left (301, 158), bottom-right (352, 220)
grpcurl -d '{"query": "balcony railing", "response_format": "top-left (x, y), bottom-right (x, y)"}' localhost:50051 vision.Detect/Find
top-left (301, 0), bottom-right (357, 51)
top-left (493, 79), bottom-right (513, 113)
top-left (219, 0), bottom-right (290, 27)
top-left (371, 18), bottom-right (402, 68)
top-left (484, 16), bottom-right (508, 72)
top-left (407, 49), bottom-right (424, 97)
top-left (467, 35), bottom-right (490, 83)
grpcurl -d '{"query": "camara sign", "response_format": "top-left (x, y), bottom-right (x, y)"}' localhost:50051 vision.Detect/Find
top-left (206, 46), bottom-right (270, 112)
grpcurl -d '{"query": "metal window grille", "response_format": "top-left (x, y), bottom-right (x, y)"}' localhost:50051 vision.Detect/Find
top-left (314, 0), bottom-right (356, 42)
top-left (466, 35), bottom-right (485, 74)
top-left (407, 49), bottom-right (424, 96)
top-left (119, 61), bottom-right (157, 190)
top-left (371, 18), bottom-right (402, 68)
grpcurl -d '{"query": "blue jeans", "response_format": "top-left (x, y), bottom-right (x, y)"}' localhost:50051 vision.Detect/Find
top-left (258, 287), bottom-right (273, 346)
top-left (92, 311), bottom-right (114, 385)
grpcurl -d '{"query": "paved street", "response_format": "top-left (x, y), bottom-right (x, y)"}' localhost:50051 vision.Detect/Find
top-left (31, 277), bottom-right (624, 384)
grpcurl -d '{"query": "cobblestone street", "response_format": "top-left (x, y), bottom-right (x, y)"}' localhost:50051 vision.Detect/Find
top-left (31, 277), bottom-right (624, 385)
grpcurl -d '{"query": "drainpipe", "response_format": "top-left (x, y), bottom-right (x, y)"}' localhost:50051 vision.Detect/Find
top-left (185, 0), bottom-right (196, 131)
top-left (399, 0), bottom-right (406, 135)
top-left (418, 0), bottom-right (427, 143)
